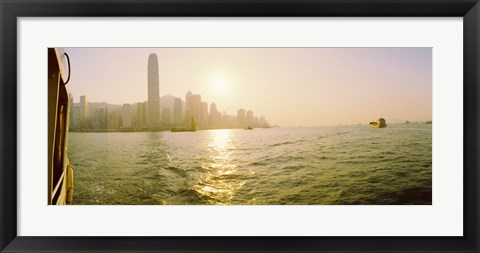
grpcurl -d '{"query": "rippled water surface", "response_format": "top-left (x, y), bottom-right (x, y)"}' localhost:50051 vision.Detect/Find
top-left (68, 124), bottom-right (432, 205)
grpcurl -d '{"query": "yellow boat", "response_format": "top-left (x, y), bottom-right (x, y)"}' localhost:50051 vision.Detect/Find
top-left (370, 117), bottom-right (387, 128)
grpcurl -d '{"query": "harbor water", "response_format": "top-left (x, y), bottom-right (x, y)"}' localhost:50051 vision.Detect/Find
top-left (68, 124), bottom-right (432, 205)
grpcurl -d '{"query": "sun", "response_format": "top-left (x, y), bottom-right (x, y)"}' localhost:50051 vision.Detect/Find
top-left (211, 76), bottom-right (229, 94)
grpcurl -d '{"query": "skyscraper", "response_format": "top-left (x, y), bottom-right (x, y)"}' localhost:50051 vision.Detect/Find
top-left (79, 95), bottom-right (88, 129)
top-left (68, 93), bottom-right (74, 129)
top-left (237, 108), bottom-right (246, 127)
top-left (162, 108), bottom-right (171, 125)
top-left (185, 91), bottom-right (202, 127)
top-left (147, 53), bottom-right (160, 127)
top-left (122, 103), bottom-right (132, 128)
top-left (173, 97), bottom-right (183, 125)
top-left (209, 102), bottom-right (221, 128)
top-left (137, 101), bottom-right (148, 128)
top-left (246, 110), bottom-right (254, 127)
top-left (201, 102), bottom-right (208, 127)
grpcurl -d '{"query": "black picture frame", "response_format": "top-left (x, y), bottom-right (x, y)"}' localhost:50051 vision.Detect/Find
top-left (1, 0), bottom-right (479, 252)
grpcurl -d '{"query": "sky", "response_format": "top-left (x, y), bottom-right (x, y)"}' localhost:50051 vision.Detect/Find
top-left (64, 47), bottom-right (432, 127)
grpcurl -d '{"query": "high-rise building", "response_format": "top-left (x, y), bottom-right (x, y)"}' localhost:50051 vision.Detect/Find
top-left (237, 108), bottom-right (246, 127)
top-left (94, 108), bottom-right (106, 129)
top-left (79, 95), bottom-right (88, 129)
top-left (185, 91), bottom-right (193, 110)
top-left (246, 110), bottom-right (254, 127)
top-left (122, 103), bottom-right (132, 128)
top-left (162, 108), bottom-right (171, 125)
top-left (68, 93), bottom-right (74, 129)
top-left (136, 102), bottom-right (148, 128)
top-left (192, 94), bottom-right (202, 125)
top-left (185, 91), bottom-right (202, 127)
top-left (147, 53), bottom-right (160, 127)
top-left (184, 91), bottom-right (193, 125)
top-left (104, 108), bottom-right (109, 129)
top-left (201, 102), bottom-right (208, 127)
top-left (72, 104), bottom-right (80, 130)
top-left (209, 103), bottom-right (221, 128)
top-left (260, 116), bottom-right (267, 127)
top-left (173, 97), bottom-right (183, 125)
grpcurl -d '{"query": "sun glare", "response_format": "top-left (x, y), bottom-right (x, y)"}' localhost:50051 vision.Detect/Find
top-left (212, 75), bottom-right (228, 94)
top-left (213, 78), bottom-right (227, 91)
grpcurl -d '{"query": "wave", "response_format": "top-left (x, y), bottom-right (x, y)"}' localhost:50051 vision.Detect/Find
top-left (270, 138), bottom-right (307, 147)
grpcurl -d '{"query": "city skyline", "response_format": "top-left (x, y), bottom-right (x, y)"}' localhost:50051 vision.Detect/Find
top-left (65, 47), bottom-right (432, 127)
top-left (68, 90), bottom-right (269, 131)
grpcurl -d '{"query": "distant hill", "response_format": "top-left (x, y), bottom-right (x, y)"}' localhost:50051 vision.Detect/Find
top-left (87, 102), bottom-right (122, 111)
top-left (160, 95), bottom-right (182, 111)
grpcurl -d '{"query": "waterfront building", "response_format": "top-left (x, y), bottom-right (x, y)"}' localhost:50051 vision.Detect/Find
top-left (185, 91), bottom-right (193, 110)
top-left (192, 94), bottom-right (202, 126)
top-left (71, 104), bottom-right (80, 130)
top-left (122, 103), bottom-right (132, 128)
top-left (68, 93), bottom-right (74, 129)
top-left (79, 95), bottom-right (88, 129)
top-left (222, 113), bottom-right (233, 128)
top-left (246, 110), bottom-right (253, 127)
top-left (108, 111), bottom-right (121, 130)
top-left (136, 102), bottom-right (148, 128)
top-left (209, 103), bottom-right (221, 128)
top-left (104, 108), bottom-right (109, 130)
top-left (260, 116), bottom-right (268, 127)
top-left (253, 116), bottom-right (260, 127)
top-left (173, 97), bottom-right (183, 125)
top-left (201, 102), bottom-right (208, 128)
top-left (237, 108), bottom-right (246, 127)
top-left (162, 108), bottom-right (171, 125)
top-left (94, 108), bottom-right (106, 129)
top-left (147, 53), bottom-right (160, 127)
top-left (185, 91), bottom-right (202, 128)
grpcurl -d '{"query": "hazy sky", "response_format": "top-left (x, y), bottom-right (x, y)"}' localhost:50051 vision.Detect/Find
top-left (65, 47), bottom-right (431, 127)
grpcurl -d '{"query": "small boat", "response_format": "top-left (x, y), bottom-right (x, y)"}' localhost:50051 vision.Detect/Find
top-left (244, 126), bottom-right (253, 130)
top-left (370, 117), bottom-right (387, 128)
top-left (171, 117), bottom-right (196, 132)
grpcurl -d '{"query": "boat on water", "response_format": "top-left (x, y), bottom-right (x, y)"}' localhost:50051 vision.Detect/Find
top-left (171, 117), bottom-right (196, 132)
top-left (370, 117), bottom-right (387, 128)
top-left (48, 48), bottom-right (74, 205)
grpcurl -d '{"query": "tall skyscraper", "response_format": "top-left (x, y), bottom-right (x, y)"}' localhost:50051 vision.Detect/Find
top-left (147, 53), bottom-right (160, 127)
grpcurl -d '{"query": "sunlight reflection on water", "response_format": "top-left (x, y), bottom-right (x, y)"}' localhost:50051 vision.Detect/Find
top-left (69, 125), bottom-right (432, 205)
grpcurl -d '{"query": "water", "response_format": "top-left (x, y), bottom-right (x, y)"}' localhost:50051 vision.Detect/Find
top-left (68, 124), bottom-right (432, 205)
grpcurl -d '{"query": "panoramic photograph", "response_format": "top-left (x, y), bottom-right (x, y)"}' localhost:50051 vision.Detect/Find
top-left (48, 47), bottom-right (432, 205)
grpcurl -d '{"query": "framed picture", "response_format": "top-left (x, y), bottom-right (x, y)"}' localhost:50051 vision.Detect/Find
top-left (1, 0), bottom-right (479, 252)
